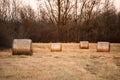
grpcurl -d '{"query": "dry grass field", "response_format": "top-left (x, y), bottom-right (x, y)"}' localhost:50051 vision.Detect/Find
top-left (0, 43), bottom-right (120, 80)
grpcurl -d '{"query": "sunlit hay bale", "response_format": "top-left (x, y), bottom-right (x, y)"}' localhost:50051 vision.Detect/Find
top-left (80, 41), bottom-right (89, 49)
top-left (12, 39), bottom-right (33, 55)
top-left (97, 42), bottom-right (110, 52)
top-left (51, 43), bottom-right (62, 52)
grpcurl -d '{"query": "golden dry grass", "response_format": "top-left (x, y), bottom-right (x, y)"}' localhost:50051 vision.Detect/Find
top-left (0, 43), bottom-right (120, 80)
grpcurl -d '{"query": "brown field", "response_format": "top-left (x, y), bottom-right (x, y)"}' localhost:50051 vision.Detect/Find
top-left (0, 43), bottom-right (120, 80)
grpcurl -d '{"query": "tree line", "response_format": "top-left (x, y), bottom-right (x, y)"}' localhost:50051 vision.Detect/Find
top-left (0, 0), bottom-right (120, 47)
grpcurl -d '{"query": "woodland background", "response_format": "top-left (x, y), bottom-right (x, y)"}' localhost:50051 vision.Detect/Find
top-left (0, 0), bottom-right (120, 47)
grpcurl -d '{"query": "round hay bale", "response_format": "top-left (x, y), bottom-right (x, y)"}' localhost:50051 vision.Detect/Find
top-left (97, 42), bottom-right (110, 52)
top-left (80, 41), bottom-right (89, 49)
top-left (12, 39), bottom-right (33, 55)
top-left (51, 43), bottom-right (62, 52)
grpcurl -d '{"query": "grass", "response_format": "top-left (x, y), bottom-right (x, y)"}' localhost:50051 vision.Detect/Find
top-left (0, 43), bottom-right (120, 80)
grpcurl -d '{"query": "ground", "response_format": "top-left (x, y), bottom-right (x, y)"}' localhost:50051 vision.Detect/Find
top-left (0, 43), bottom-right (120, 80)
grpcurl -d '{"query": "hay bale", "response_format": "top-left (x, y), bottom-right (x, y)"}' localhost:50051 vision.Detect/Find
top-left (97, 42), bottom-right (110, 52)
top-left (12, 39), bottom-right (33, 55)
top-left (51, 43), bottom-right (62, 52)
top-left (80, 41), bottom-right (89, 49)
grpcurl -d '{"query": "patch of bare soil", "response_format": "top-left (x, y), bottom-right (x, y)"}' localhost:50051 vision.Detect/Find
top-left (0, 43), bottom-right (120, 80)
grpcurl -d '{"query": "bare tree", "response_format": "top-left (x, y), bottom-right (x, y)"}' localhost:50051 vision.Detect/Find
top-left (0, 0), bottom-right (10, 21)
top-left (11, 0), bottom-right (21, 21)
top-left (44, 0), bottom-right (73, 41)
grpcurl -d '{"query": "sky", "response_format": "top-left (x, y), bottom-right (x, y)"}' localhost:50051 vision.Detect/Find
top-left (21, 0), bottom-right (120, 12)
top-left (115, 0), bottom-right (120, 11)
top-left (21, 0), bottom-right (38, 11)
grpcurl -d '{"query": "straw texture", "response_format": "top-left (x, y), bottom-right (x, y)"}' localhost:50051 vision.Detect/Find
top-left (12, 39), bottom-right (33, 55)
